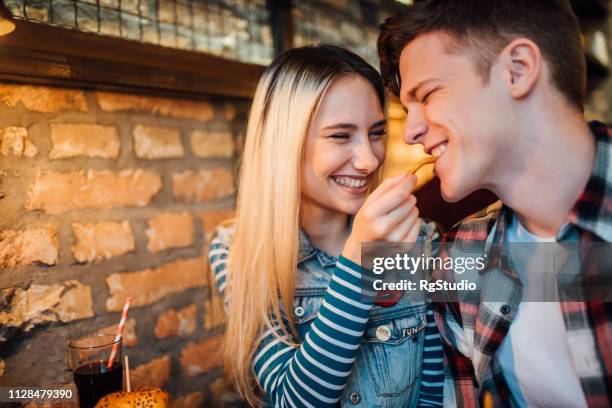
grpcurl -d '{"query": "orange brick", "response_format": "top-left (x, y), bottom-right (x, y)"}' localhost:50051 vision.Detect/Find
top-left (0, 127), bottom-right (37, 157)
top-left (0, 280), bottom-right (93, 331)
top-left (49, 124), bottom-right (119, 159)
top-left (155, 304), bottom-right (197, 338)
top-left (133, 125), bottom-right (184, 159)
top-left (235, 130), bottom-right (245, 156)
top-left (26, 169), bottom-right (162, 214)
top-left (224, 102), bottom-right (236, 121)
top-left (179, 335), bottom-right (223, 377)
top-left (106, 257), bottom-right (207, 311)
top-left (145, 212), bottom-right (193, 253)
top-left (0, 226), bottom-right (58, 268)
top-left (204, 277), bottom-right (226, 330)
top-left (84, 318), bottom-right (138, 347)
top-left (130, 355), bottom-right (170, 389)
top-left (96, 92), bottom-right (214, 123)
top-left (203, 289), bottom-right (226, 330)
top-left (71, 220), bottom-right (135, 263)
top-left (189, 130), bottom-right (234, 158)
top-left (172, 168), bottom-right (234, 203)
top-left (197, 209), bottom-right (235, 240)
top-left (204, 250), bottom-right (227, 330)
top-left (0, 84), bottom-right (87, 113)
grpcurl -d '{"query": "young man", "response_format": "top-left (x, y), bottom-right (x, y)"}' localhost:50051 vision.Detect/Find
top-left (378, 1), bottom-right (611, 407)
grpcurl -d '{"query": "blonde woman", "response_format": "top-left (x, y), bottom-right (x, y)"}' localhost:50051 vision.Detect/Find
top-left (208, 45), bottom-right (444, 407)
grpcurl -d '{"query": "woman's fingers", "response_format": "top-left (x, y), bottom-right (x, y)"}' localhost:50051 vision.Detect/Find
top-left (346, 175), bottom-right (419, 259)
top-left (386, 206), bottom-right (419, 242)
top-left (366, 175), bottom-right (417, 217)
top-left (384, 194), bottom-right (416, 223)
top-left (402, 217), bottom-right (422, 243)
top-left (367, 173), bottom-right (411, 202)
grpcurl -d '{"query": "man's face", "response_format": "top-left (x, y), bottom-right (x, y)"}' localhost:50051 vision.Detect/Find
top-left (399, 31), bottom-right (510, 202)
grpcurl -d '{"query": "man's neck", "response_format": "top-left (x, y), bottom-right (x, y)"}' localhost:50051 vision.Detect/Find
top-left (300, 201), bottom-right (351, 258)
top-left (491, 113), bottom-right (595, 237)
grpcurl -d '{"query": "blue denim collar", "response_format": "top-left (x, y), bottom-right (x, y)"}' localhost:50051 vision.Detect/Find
top-left (297, 229), bottom-right (338, 267)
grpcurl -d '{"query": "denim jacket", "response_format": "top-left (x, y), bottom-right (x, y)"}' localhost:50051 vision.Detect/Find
top-left (210, 220), bottom-right (444, 407)
top-left (279, 222), bottom-right (442, 407)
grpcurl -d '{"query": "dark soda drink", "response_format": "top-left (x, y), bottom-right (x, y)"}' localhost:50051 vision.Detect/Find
top-left (73, 360), bottom-right (122, 408)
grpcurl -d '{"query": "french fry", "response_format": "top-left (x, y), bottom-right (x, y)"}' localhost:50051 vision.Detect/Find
top-left (408, 156), bottom-right (437, 174)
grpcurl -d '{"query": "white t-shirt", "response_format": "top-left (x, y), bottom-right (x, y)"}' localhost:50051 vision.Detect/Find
top-left (495, 215), bottom-right (588, 408)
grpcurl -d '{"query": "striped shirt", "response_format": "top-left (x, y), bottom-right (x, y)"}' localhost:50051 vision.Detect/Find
top-left (209, 232), bottom-right (444, 407)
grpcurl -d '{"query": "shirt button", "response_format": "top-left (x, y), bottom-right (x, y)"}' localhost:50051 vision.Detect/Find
top-left (500, 304), bottom-right (511, 315)
top-left (349, 391), bottom-right (361, 404)
top-left (294, 306), bottom-right (305, 317)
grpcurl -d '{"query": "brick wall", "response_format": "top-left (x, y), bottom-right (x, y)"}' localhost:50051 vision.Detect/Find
top-left (0, 83), bottom-right (247, 406)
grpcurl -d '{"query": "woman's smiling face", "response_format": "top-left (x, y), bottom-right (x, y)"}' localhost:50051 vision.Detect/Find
top-left (301, 74), bottom-right (386, 216)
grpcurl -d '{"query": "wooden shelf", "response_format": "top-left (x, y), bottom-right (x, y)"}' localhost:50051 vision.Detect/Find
top-left (0, 18), bottom-right (264, 100)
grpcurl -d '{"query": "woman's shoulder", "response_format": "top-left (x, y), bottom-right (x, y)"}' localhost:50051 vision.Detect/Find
top-left (208, 222), bottom-right (236, 298)
top-left (209, 220), bottom-right (236, 251)
top-left (208, 221), bottom-right (235, 272)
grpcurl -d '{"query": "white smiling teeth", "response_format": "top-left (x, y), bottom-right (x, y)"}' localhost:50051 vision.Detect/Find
top-left (431, 143), bottom-right (448, 157)
top-left (333, 176), bottom-right (367, 188)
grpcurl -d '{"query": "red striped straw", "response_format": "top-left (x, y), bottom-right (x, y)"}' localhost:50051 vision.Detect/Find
top-left (107, 297), bottom-right (132, 370)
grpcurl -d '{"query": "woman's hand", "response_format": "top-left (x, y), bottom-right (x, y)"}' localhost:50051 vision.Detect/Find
top-left (342, 173), bottom-right (420, 264)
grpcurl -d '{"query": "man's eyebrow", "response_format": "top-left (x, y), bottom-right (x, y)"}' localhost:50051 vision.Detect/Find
top-left (322, 123), bottom-right (357, 130)
top-left (405, 78), bottom-right (438, 102)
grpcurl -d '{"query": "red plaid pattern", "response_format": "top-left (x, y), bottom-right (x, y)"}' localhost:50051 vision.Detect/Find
top-left (433, 121), bottom-right (612, 407)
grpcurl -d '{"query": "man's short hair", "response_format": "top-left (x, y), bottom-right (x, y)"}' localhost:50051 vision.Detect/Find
top-left (378, 0), bottom-right (586, 110)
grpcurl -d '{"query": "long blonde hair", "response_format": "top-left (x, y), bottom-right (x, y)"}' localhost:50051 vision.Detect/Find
top-left (224, 45), bottom-right (385, 406)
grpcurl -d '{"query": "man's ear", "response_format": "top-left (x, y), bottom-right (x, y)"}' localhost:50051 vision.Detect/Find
top-left (499, 38), bottom-right (541, 100)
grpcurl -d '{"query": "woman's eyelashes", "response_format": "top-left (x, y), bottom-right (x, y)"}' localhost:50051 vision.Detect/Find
top-left (327, 128), bottom-right (386, 141)
top-left (329, 132), bottom-right (351, 140)
top-left (369, 129), bottom-right (386, 140)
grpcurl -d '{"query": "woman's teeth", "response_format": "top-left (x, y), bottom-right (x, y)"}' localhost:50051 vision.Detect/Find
top-left (431, 142), bottom-right (448, 157)
top-left (332, 176), bottom-right (367, 188)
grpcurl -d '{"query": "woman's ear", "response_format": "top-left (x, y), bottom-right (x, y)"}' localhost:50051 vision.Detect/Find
top-left (499, 38), bottom-right (542, 100)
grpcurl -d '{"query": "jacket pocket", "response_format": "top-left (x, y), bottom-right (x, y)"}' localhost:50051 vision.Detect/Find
top-left (360, 311), bottom-right (427, 397)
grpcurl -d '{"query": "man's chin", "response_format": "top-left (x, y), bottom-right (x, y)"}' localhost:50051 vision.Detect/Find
top-left (439, 179), bottom-right (471, 203)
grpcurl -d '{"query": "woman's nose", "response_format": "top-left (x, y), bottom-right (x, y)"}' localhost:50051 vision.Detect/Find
top-left (353, 143), bottom-right (380, 173)
top-left (403, 106), bottom-right (428, 145)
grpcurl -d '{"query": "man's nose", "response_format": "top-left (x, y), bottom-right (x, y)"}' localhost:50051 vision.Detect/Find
top-left (353, 143), bottom-right (380, 173)
top-left (403, 106), bottom-right (428, 145)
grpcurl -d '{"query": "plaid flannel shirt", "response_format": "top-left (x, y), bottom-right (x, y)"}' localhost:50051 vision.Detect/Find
top-left (433, 121), bottom-right (612, 407)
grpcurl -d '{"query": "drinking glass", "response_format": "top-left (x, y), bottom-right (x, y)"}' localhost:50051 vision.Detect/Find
top-left (67, 334), bottom-right (123, 408)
